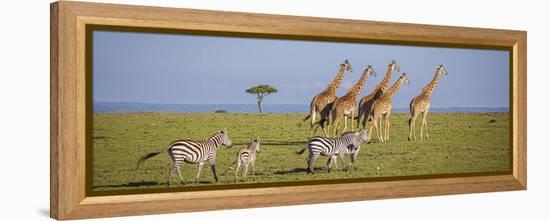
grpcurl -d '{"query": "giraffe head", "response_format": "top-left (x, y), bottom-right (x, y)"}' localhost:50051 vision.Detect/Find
top-left (437, 64), bottom-right (448, 75)
top-left (219, 128), bottom-right (233, 148)
top-left (388, 59), bottom-right (400, 73)
top-left (364, 65), bottom-right (377, 77)
top-left (398, 73), bottom-right (410, 84)
top-left (341, 59), bottom-right (353, 73)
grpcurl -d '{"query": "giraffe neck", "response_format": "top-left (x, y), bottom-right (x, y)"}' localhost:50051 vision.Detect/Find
top-left (326, 65), bottom-right (346, 93)
top-left (378, 66), bottom-right (394, 91)
top-left (384, 79), bottom-right (404, 98)
top-left (422, 70), bottom-right (443, 97)
top-left (344, 70), bottom-right (370, 98)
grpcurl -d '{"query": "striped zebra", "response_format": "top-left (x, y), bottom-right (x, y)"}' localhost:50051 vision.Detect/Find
top-left (136, 129), bottom-right (233, 186)
top-left (234, 138), bottom-right (261, 182)
top-left (296, 129), bottom-right (369, 174)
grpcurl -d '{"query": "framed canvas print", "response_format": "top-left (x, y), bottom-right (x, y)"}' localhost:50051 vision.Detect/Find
top-left (50, 1), bottom-right (527, 220)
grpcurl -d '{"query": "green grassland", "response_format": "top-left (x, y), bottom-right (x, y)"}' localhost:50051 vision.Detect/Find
top-left (92, 112), bottom-right (510, 191)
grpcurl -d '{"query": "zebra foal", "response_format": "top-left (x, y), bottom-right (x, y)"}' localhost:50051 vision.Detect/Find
top-left (296, 129), bottom-right (369, 174)
top-left (136, 129), bottom-right (233, 186)
top-left (234, 138), bottom-right (261, 182)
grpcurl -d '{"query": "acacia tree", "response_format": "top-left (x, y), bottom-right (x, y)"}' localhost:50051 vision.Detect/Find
top-left (246, 85), bottom-right (278, 113)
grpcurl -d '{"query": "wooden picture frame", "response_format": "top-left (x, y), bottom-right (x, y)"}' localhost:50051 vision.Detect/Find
top-left (50, 1), bottom-right (527, 219)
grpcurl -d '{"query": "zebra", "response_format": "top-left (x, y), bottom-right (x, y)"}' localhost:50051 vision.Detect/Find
top-left (296, 129), bottom-right (369, 174)
top-left (136, 129), bottom-right (233, 186)
top-left (234, 138), bottom-right (261, 182)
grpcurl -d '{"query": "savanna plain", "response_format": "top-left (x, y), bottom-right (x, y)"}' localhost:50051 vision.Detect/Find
top-left (92, 112), bottom-right (510, 191)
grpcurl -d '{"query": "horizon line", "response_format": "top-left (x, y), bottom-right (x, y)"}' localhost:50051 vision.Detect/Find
top-left (94, 101), bottom-right (509, 109)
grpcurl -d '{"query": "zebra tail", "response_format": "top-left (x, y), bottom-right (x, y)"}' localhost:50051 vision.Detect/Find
top-left (296, 146), bottom-right (307, 154)
top-left (135, 150), bottom-right (162, 170)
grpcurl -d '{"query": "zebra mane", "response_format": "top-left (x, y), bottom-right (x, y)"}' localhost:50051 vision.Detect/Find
top-left (341, 131), bottom-right (358, 137)
top-left (208, 131), bottom-right (224, 141)
top-left (167, 131), bottom-right (224, 144)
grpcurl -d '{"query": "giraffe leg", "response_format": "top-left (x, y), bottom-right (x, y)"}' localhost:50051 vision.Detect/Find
top-left (381, 114), bottom-right (386, 143)
top-left (362, 106), bottom-right (372, 129)
top-left (420, 112), bottom-right (425, 140)
top-left (310, 109), bottom-right (317, 129)
top-left (356, 106), bottom-right (363, 130)
top-left (361, 111), bottom-right (368, 129)
top-left (312, 117), bottom-right (323, 136)
top-left (409, 113), bottom-right (419, 141)
top-left (367, 118), bottom-right (376, 144)
top-left (413, 113), bottom-right (419, 141)
top-left (422, 110), bottom-right (430, 140)
top-left (351, 109), bottom-right (355, 130)
top-left (309, 110), bottom-right (317, 136)
top-left (376, 115), bottom-right (382, 143)
top-left (376, 118), bottom-right (382, 143)
top-left (334, 120), bottom-right (341, 137)
top-left (425, 118), bottom-right (430, 140)
top-left (371, 114), bottom-right (382, 143)
top-left (325, 111), bottom-right (332, 136)
top-left (311, 125), bottom-right (318, 137)
top-left (382, 115), bottom-right (386, 143)
top-left (321, 120), bottom-right (329, 137)
top-left (385, 112), bottom-right (391, 142)
top-left (360, 103), bottom-right (369, 129)
top-left (408, 116), bottom-right (412, 141)
top-left (382, 114), bottom-right (388, 143)
top-left (342, 115), bottom-right (348, 134)
top-left (332, 111), bottom-right (341, 137)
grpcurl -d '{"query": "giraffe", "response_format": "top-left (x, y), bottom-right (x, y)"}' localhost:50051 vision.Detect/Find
top-left (304, 59), bottom-right (353, 136)
top-left (329, 65), bottom-right (376, 137)
top-left (367, 73), bottom-right (409, 143)
top-left (356, 60), bottom-right (400, 129)
top-left (408, 65), bottom-right (448, 141)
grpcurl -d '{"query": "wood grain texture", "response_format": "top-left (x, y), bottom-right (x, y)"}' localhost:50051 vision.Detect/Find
top-left (50, 2), bottom-right (59, 218)
top-left (50, 1), bottom-right (527, 219)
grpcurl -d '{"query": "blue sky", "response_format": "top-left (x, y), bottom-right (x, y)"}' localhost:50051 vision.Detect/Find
top-left (93, 30), bottom-right (510, 108)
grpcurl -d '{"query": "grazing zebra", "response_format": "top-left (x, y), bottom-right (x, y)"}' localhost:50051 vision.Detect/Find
top-left (234, 138), bottom-right (261, 182)
top-left (296, 129), bottom-right (369, 174)
top-left (136, 129), bottom-right (233, 186)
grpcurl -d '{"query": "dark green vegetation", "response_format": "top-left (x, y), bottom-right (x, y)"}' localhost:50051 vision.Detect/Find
top-left (245, 85), bottom-right (278, 113)
top-left (93, 112), bottom-right (510, 191)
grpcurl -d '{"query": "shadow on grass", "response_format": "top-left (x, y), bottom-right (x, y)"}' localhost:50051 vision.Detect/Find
top-left (274, 167), bottom-right (325, 175)
top-left (93, 180), bottom-right (218, 189)
top-left (94, 181), bottom-right (161, 189)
